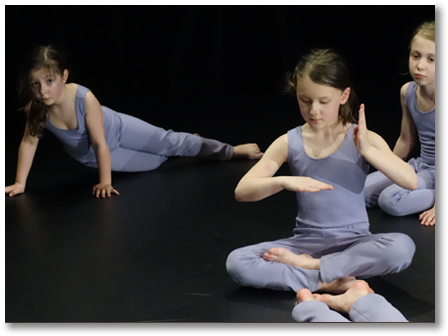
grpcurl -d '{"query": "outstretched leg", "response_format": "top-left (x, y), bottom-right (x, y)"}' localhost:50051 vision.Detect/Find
top-left (117, 112), bottom-right (262, 164)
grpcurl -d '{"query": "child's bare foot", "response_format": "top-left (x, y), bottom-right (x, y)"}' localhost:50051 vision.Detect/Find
top-left (295, 288), bottom-right (316, 305)
top-left (315, 280), bottom-right (374, 312)
top-left (233, 144), bottom-right (263, 159)
top-left (263, 247), bottom-right (320, 270)
top-left (317, 276), bottom-right (357, 294)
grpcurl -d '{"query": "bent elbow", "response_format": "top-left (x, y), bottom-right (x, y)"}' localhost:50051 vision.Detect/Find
top-left (403, 174), bottom-right (418, 191)
top-left (234, 188), bottom-right (246, 202)
top-left (409, 176), bottom-right (418, 190)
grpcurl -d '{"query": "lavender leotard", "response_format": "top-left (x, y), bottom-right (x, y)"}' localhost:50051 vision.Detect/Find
top-left (226, 124), bottom-right (415, 292)
top-left (288, 125), bottom-right (369, 229)
top-left (364, 81), bottom-right (435, 216)
top-left (44, 84), bottom-right (233, 172)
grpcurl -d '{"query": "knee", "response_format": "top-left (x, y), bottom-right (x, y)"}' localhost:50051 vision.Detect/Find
top-left (226, 249), bottom-right (250, 285)
top-left (378, 190), bottom-right (408, 216)
top-left (382, 234), bottom-right (416, 271)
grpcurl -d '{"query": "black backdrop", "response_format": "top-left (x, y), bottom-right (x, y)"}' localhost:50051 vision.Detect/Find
top-left (6, 5), bottom-right (435, 156)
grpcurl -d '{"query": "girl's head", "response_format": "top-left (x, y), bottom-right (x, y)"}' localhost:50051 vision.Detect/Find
top-left (19, 45), bottom-right (69, 137)
top-left (409, 21), bottom-right (435, 87)
top-left (286, 49), bottom-right (357, 127)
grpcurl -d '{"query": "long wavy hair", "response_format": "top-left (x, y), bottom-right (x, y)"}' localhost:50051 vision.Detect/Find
top-left (19, 45), bottom-right (69, 137)
top-left (285, 49), bottom-right (358, 126)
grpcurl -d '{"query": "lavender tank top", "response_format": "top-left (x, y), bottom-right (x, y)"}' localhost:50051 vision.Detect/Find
top-left (44, 84), bottom-right (122, 165)
top-left (406, 81), bottom-right (435, 167)
top-left (287, 124), bottom-right (369, 228)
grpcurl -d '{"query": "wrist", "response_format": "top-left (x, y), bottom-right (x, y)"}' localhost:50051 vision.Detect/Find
top-left (15, 181), bottom-right (26, 187)
top-left (360, 144), bottom-right (374, 158)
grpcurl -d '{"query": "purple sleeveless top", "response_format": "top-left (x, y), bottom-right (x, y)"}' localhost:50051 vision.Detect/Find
top-left (44, 84), bottom-right (122, 166)
top-left (287, 124), bottom-right (369, 228)
top-left (406, 81), bottom-right (435, 167)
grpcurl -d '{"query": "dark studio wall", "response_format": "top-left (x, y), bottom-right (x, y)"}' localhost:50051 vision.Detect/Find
top-left (5, 5), bottom-right (435, 161)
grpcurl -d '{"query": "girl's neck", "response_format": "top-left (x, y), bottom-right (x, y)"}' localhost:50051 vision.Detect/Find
top-left (305, 120), bottom-right (347, 139)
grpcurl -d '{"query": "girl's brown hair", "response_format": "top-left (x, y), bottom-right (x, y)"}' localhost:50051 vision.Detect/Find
top-left (286, 49), bottom-right (358, 125)
top-left (19, 45), bottom-right (69, 137)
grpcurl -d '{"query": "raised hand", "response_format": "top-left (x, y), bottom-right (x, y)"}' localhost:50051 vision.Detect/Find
top-left (282, 176), bottom-right (333, 193)
top-left (92, 183), bottom-right (120, 198)
top-left (353, 104), bottom-right (372, 156)
top-left (5, 183), bottom-right (25, 197)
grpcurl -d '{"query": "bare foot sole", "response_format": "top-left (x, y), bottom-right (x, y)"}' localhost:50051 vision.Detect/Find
top-left (263, 247), bottom-right (320, 270)
top-left (233, 143), bottom-right (263, 159)
top-left (317, 276), bottom-right (357, 294)
top-left (315, 280), bottom-right (374, 313)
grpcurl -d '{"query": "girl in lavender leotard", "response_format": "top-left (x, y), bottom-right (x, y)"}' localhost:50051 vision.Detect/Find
top-left (5, 45), bottom-right (263, 198)
top-left (364, 21), bottom-right (435, 226)
top-left (226, 49), bottom-right (417, 313)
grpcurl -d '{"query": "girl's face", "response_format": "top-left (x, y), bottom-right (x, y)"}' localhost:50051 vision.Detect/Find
top-left (29, 68), bottom-right (68, 105)
top-left (409, 35), bottom-right (435, 88)
top-left (296, 75), bottom-right (350, 128)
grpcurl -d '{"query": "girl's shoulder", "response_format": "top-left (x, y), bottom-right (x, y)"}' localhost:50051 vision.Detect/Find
top-left (400, 81), bottom-right (416, 99)
top-left (71, 83), bottom-right (91, 98)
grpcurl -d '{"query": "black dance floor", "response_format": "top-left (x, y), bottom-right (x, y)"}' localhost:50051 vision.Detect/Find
top-left (5, 147), bottom-right (435, 322)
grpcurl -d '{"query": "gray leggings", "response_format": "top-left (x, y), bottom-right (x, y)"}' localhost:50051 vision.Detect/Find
top-left (89, 113), bottom-right (234, 172)
top-left (226, 223), bottom-right (415, 292)
top-left (364, 157), bottom-right (435, 216)
top-left (292, 294), bottom-right (408, 322)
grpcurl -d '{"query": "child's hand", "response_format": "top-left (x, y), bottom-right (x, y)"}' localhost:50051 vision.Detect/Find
top-left (5, 183), bottom-right (25, 197)
top-left (92, 183), bottom-right (120, 198)
top-left (353, 104), bottom-right (372, 156)
top-left (419, 205), bottom-right (435, 226)
top-left (282, 176), bottom-right (333, 193)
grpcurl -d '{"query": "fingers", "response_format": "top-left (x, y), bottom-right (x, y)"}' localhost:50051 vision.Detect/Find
top-left (302, 182), bottom-right (333, 193)
top-left (320, 183), bottom-right (333, 190)
top-left (358, 104), bottom-right (365, 127)
top-left (6, 187), bottom-right (23, 197)
top-left (357, 104), bottom-right (369, 134)
top-left (92, 185), bottom-right (119, 198)
top-left (420, 211), bottom-right (435, 226)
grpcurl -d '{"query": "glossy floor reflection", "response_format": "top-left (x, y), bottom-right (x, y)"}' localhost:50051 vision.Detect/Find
top-left (5, 154), bottom-right (435, 322)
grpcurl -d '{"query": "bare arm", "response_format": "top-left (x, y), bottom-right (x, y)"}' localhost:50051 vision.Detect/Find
top-left (84, 91), bottom-right (119, 198)
top-left (5, 121), bottom-right (39, 196)
top-left (354, 104), bottom-right (418, 191)
top-left (235, 134), bottom-right (333, 202)
top-left (393, 83), bottom-right (418, 160)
